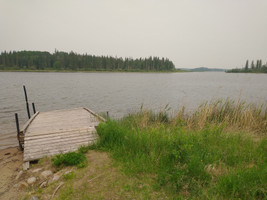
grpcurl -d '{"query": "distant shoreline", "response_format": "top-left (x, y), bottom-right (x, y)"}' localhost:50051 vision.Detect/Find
top-left (0, 69), bottom-right (188, 73)
top-left (226, 71), bottom-right (267, 74)
top-left (0, 50), bottom-right (177, 72)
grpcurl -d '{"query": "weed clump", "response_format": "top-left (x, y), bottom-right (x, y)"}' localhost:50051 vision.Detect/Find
top-left (51, 143), bottom-right (97, 168)
top-left (51, 152), bottom-right (86, 168)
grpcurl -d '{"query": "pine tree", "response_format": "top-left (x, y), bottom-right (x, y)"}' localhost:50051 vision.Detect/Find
top-left (259, 60), bottom-right (262, 69)
top-left (251, 61), bottom-right (255, 69)
top-left (245, 60), bottom-right (249, 71)
top-left (256, 60), bottom-right (260, 69)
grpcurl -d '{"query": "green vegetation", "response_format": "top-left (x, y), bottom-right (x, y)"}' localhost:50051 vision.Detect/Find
top-left (0, 50), bottom-right (176, 72)
top-left (182, 67), bottom-right (225, 72)
top-left (51, 151), bottom-right (87, 168)
top-left (94, 100), bottom-right (267, 199)
top-left (227, 59), bottom-right (267, 73)
top-left (63, 171), bottom-right (76, 181)
top-left (39, 100), bottom-right (267, 199)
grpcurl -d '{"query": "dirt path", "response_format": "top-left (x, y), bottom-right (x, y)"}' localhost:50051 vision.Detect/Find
top-left (0, 147), bottom-right (25, 200)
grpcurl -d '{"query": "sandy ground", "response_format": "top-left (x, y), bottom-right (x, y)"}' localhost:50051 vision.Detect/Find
top-left (0, 147), bottom-right (25, 200)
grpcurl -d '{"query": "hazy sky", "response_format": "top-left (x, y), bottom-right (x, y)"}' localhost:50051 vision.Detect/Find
top-left (1, 0), bottom-right (267, 69)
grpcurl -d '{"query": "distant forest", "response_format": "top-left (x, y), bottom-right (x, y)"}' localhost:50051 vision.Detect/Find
top-left (227, 60), bottom-right (267, 73)
top-left (0, 50), bottom-right (175, 71)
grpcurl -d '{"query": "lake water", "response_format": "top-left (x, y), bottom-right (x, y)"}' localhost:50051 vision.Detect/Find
top-left (0, 72), bottom-right (266, 149)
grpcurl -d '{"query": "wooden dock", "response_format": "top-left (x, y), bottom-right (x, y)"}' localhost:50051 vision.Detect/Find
top-left (20, 107), bottom-right (104, 167)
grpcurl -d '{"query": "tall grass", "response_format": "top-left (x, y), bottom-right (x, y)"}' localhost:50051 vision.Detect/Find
top-left (127, 99), bottom-right (267, 135)
top-left (96, 100), bottom-right (267, 199)
top-left (185, 99), bottom-right (267, 134)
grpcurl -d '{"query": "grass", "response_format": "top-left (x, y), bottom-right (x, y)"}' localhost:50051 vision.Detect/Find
top-left (95, 99), bottom-right (267, 199)
top-left (51, 144), bottom-right (97, 168)
top-left (51, 151), bottom-right (87, 168)
top-left (184, 99), bottom-right (267, 134)
top-left (32, 99), bottom-right (267, 199)
top-left (32, 151), bottom-right (167, 200)
top-left (63, 171), bottom-right (76, 181)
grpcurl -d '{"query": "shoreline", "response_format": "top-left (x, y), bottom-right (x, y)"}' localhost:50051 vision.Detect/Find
top-left (0, 69), bottom-right (187, 73)
top-left (0, 144), bottom-right (18, 151)
top-left (0, 134), bottom-right (18, 151)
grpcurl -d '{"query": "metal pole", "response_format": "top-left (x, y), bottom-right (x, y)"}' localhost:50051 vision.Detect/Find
top-left (32, 102), bottom-right (36, 114)
top-left (15, 113), bottom-right (23, 150)
top-left (23, 85), bottom-right (28, 102)
top-left (23, 85), bottom-right (31, 119)
top-left (26, 102), bottom-right (30, 119)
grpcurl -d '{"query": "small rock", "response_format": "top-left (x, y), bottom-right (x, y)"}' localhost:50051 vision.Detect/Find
top-left (27, 177), bottom-right (37, 185)
top-left (30, 196), bottom-right (39, 200)
top-left (40, 170), bottom-right (53, 179)
top-left (52, 174), bottom-right (61, 182)
top-left (13, 184), bottom-right (18, 188)
top-left (40, 181), bottom-right (47, 188)
top-left (18, 181), bottom-right (28, 190)
top-left (15, 170), bottom-right (23, 180)
top-left (32, 168), bottom-right (43, 173)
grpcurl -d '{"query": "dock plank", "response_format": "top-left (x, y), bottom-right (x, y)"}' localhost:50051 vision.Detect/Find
top-left (23, 107), bottom-right (103, 162)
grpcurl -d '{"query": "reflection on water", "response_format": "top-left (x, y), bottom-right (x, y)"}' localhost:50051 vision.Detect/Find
top-left (0, 72), bottom-right (266, 149)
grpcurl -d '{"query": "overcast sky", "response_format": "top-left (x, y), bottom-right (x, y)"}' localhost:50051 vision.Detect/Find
top-left (1, 0), bottom-right (266, 69)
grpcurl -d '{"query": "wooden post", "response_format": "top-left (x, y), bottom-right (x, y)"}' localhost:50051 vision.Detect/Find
top-left (106, 111), bottom-right (109, 119)
top-left (32, 102), bottom-right (36, 114)
top-left (23, 85), bottom-right (31, 119)
top-left (15, 113), bottom-right (23, 151)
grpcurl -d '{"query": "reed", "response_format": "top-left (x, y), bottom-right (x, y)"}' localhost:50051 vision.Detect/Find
top-left (131, 99), bottom-right (267, 135)
top-left (182, 99), bottom-right (266, 135)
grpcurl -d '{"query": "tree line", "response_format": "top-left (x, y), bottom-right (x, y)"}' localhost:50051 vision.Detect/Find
top-left (0, 50), bottom-right (175, 71)
top-left (227, 59), bottom-right (267, 73)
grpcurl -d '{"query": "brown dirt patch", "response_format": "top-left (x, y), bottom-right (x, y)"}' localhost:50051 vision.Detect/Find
top-left (0, 147), bottom-right (25, 200)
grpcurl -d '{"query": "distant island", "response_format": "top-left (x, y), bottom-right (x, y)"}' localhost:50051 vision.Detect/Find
top-left (179, 67), bottom-right (225, 72)
top-left (0, 50), bottom-right (179, 72)
top-left (227, 60), bottom-right (267, 73)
